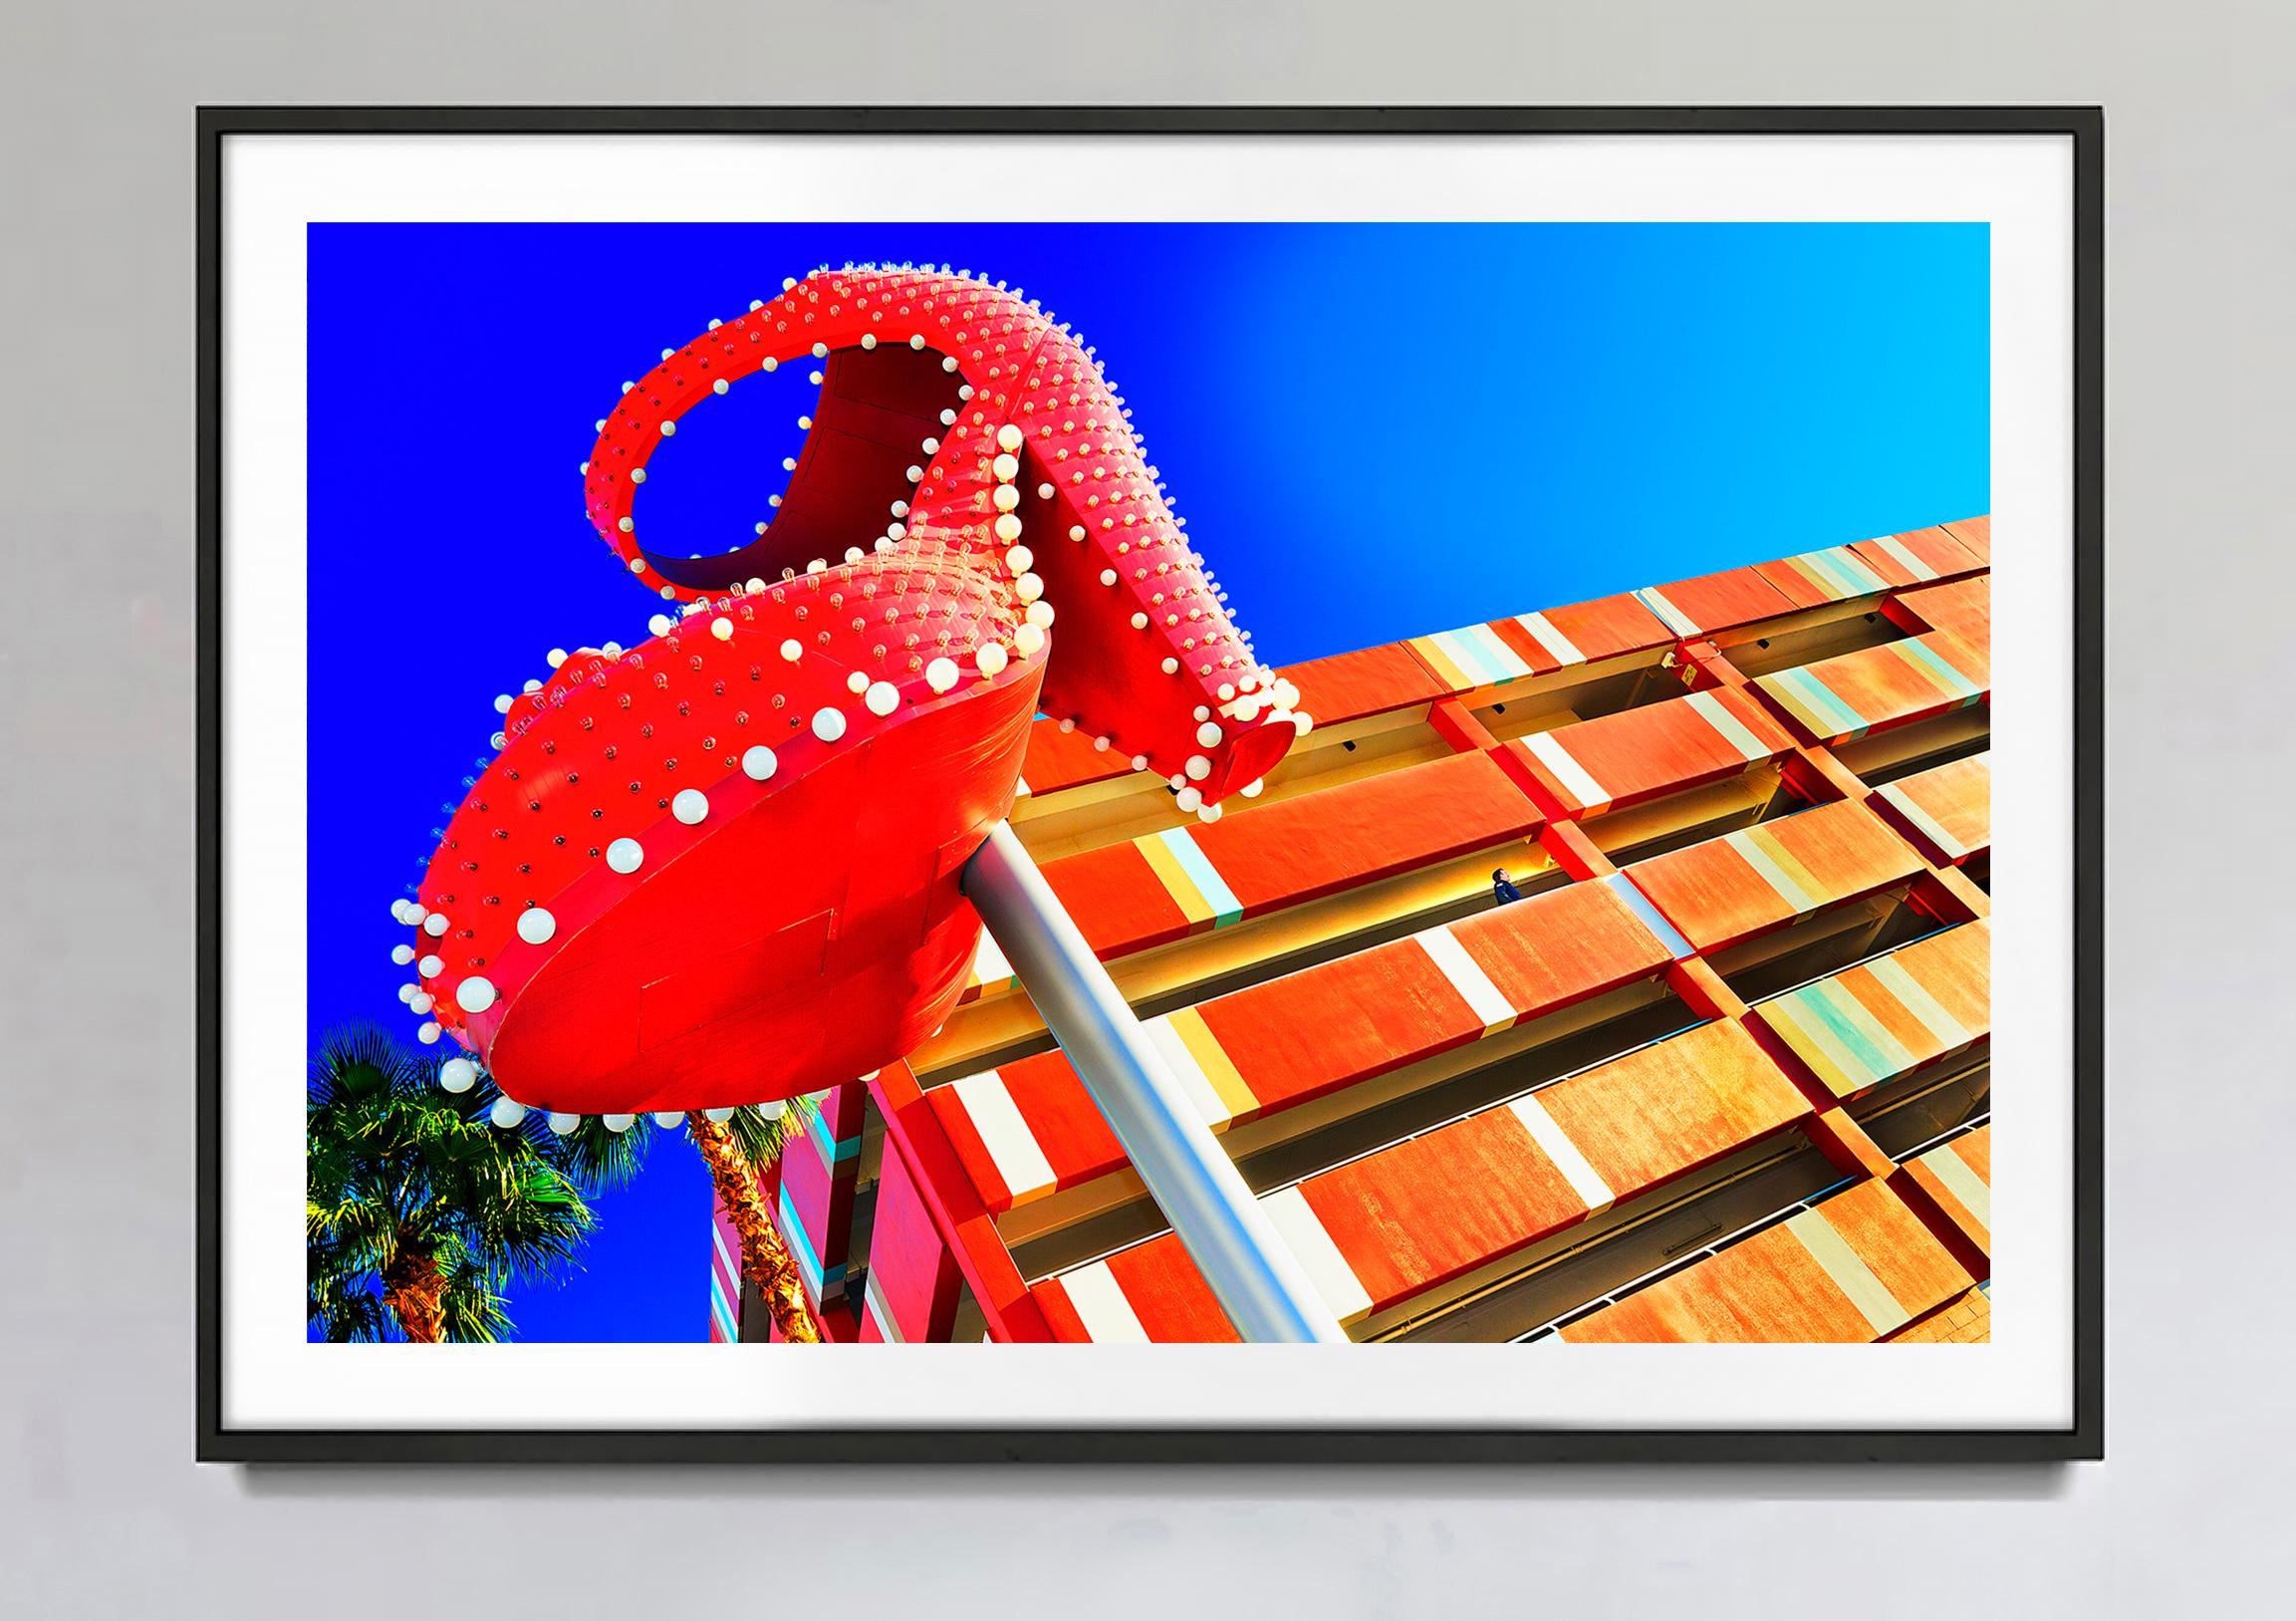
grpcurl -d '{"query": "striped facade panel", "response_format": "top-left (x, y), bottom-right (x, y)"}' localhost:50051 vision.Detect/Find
top-left (1754, 545), bottom-right (1895, 610)
top-left (1845, 523), bottom-right (1986, 587)
top-left (708, 1200), bottom-right (743, 1343)
top-left (1277, 642), bottom-right (1451, 726)
top-left (1502, 685), bottom-right (1793, 819)
top-left (1533, 1019), bottom-right (1813, 1196)
top-left (775, 1082), bottom-right (868, 1307)
top-left (930, 876), bottom-right (1681, 1215)
top-left (1558, 1178), bottom-right (1974, 1343)
top-left (1409, 622), bottom-right (1538, 694)
top-left (1485, 591), bottom-right (1677, 675)
top-left (1885, 575), bottom-right (1991, 653)
top-left (1752, 630), bottom-right (1991, 747)
top-left (1751, 922), bottom-right (1991, 1100)
top-left (1874, 752), bottom-right (1992, 867)
top-left (1040, 748), bottom-right (1543, 960)
top-left (1623, 798), bottom-right (1928, 952)
top-left (1903, 1124), bottom-right (1992, 1260)
top-left (1632, 564), bottom-right (1801, 640)
top-left (1031, 1019), bottom-right (1808, 1341)
top-left (858, 1135), bottom-right (964, 1343)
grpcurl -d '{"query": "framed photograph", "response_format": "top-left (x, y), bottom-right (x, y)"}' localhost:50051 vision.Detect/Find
top-left (200, 105), bottom-right (2101, 1463)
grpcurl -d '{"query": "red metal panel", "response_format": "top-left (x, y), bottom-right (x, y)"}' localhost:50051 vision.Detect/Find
top-left (1750, 921), bottom-right (1990, 1101)
top-left (1304, 1110), bottom-right (1589, 1313)
top-left (860, 1134), bottom-right (964, 1343)
top-left (1885, 575), bottom-right (1991, 653)
top-left (1188, 748), bottom-right (1542, 912)
top-left (1445, 877), bottom-right (1678, 1012)
top-left (1624, 799), bottom-right (1927, 952)
top-left (1276, 643), bottom-right (1449, 726)
top-left (1536, 1019), bottom-right (1809, 1194)
top-left (1559, 1179), bottom-right (1971, 1343)
top-left (1846, 523), bottom-right (1986, 586)
top-left (1750, 629), bottom-right (1990, 747)
top-left (1486, 591), bottom-right (1675, 674)
top-left (1502, 686), bottom-right (1792, 819)
top-left (866, 1063), bottom-right (1054, 1342)
top-left (1200, 938), bottom-right (1483, 1118)
top-left (1810, 1176), bottom-right (1976, 1314)
top-left (1032, 1233), bottom-right (1239, 1344)
top-left (1040, 841), bottom-right (1196, 956)
top-left (1872, 752), bottom-right (1991, 866)
top-left (1638, 564), bottom-right (1800, 637)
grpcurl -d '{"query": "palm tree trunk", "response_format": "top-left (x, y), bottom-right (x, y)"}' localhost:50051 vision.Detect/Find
top-left (382, 1245), bottom-right (446, 1342)
top-left (685, 1111), bottom-right (822, 1343)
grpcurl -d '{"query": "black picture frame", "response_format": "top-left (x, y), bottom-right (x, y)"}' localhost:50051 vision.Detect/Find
top-left (198, 104), bottom-right (2104, 1466)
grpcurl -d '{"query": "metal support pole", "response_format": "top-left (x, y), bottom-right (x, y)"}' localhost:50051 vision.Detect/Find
top-left (963, 820), bottom-right (1350, 1344)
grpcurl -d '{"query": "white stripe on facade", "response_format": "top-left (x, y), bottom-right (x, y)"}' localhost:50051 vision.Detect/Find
top-left (1259, 1186), bottom-right (1375, 1324)
top-left (1507, 1092), bottom-right (1618, 1214)
top-left (1523, 729), bottom-right (1611, 811)
top-left (1058, 1259), bottom-right (1152, 1343)
top-left (946, 1069), bottom-right (1058, 1202)
top-left (1414, 925), bottom-right (1518, 1033)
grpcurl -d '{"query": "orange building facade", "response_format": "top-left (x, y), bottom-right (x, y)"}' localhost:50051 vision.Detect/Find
top-left (712, 516), bottom-right (1995, 1346)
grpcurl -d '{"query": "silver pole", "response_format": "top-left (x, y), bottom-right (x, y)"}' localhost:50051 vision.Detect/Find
top-left (964, 820), bottom-right (1351, 1344)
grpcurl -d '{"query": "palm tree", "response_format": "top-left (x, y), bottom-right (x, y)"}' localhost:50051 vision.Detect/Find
top-left (544, 1100), bottom-right (822, 1344)
top-left (307, 1022), bottom-right (597, 1342)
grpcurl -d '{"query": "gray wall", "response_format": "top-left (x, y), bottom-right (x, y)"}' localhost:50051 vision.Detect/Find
top-left (4, 3), bottom-right (2285, 1615)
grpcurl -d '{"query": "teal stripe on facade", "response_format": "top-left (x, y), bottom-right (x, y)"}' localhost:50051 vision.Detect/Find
top-left (1867, 954), bottom-right (1974, 1049)
top-left (1431, 628), bottom-right (1512, 687)
top-left (1603, 873), bottom-right (1695, 960)
top-left (1878, 783), bottom-right (1967, 860)
top-left (1784, 982), bottom-right (1919, 1085)
top-left (1767, 667), bottom-right (1869, 740)
top-left (1893, 636), bottom-right (1985, 700)
top-left (1158, 829), bottom-right (1244, 927)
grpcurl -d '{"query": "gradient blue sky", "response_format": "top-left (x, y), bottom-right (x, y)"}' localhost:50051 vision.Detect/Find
top-left (307, 221), bottom-right (1987, 1341)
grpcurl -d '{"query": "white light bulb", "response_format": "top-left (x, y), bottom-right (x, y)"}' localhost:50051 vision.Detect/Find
top-left (439, 1058), bottom-right (477, 1094)
top-left (457, 977), bottom-right (496, 1013)
top-left (517, 908), bottom-right (557, 946)
top-left (548, 1112), bottom-right (579, 1136)
top-left (490, 1096), bottom-right (527, 1129)
top-left (976, 644), bottom-right (1009, 676)
top-left (812, 707), bottom-right (847, 742)
top-left (607, 838), bottom-right (643, 874)
top-left (925, 658), bottom-right (959, 693)
top-left (866, 680), bottom-right (900, 717)
top-left (672, 789), bottom-right (709, 825)
top-left (742, 745), bottom-right (778, 781)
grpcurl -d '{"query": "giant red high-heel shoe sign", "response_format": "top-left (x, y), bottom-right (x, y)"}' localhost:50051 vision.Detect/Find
top-left (400, 267), bottom-right (1308, 1118)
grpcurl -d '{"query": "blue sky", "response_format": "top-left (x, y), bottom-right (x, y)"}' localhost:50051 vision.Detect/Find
top-left (307, 220), bottom-right (1987, 1340)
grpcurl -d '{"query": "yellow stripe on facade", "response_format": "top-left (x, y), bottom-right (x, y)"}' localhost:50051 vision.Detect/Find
top-left (1738, 823), bottom-right (1832, 913)
top-left (1136, 832), bottom-right (1220, 928)
top-left (1407, 635), bottom-right (1476, 691)
top-left (1163, 1004), bottom-right (1259, 1121)
top-left (1759, 999), bottom-right (1864, 1098)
